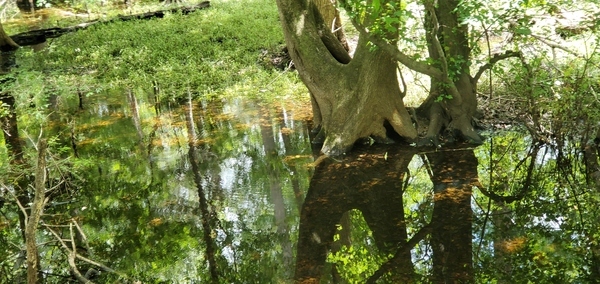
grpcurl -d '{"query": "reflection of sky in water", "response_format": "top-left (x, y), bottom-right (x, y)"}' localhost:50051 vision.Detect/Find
top-left (220, 156), bottom-right (253, 192)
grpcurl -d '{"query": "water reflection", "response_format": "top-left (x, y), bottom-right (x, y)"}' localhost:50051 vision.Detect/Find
top-left (296, 145), bottom-right (416, 283)
top-left (296, 145), bottom-right (480, 283)
top-left (4, 90), bottom-right (600, 282)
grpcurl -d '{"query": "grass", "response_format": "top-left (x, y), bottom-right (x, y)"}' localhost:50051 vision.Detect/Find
top-left (6, 0), bottom-right (308, 113)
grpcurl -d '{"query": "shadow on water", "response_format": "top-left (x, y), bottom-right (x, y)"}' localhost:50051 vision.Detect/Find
top-left (5, 88), bottom-right (600, 282)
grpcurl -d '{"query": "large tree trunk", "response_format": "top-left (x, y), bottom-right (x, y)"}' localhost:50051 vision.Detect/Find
top-left (418, 0), bottom-right (481, 146)
top-left (276, 0), bottom-right (416, 156)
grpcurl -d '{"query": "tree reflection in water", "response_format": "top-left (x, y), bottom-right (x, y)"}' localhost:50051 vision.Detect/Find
top-left (296, 144), bottom-right (481, 283)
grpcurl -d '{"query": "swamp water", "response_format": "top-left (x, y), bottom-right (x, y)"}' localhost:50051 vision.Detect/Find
top-left (4, 91), bottom-right (600, 283)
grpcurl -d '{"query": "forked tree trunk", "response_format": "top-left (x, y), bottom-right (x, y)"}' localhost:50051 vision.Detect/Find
top-left (276, 0), bottom-right (416, 156)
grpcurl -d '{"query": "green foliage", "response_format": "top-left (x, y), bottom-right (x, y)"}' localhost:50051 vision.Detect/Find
top-left (9, 0), bottom-right (303, 111)
top-left (0, 0), bottom-right (311, 282)
top-left (327, 210), bottom-right (388, 283)
top-left (434, 93), bottom-right (452, 102)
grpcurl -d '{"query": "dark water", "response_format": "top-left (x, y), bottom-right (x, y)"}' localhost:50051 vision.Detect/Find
top-left (3, 91), bottom-right (600, 283)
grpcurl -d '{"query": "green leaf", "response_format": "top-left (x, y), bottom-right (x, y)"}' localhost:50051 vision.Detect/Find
top-left (372, 0), bottom-right (380, 13)
top-left (515, 27), bottom-right (532, 35)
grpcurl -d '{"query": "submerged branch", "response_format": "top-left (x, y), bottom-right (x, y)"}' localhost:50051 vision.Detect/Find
top-left (475, 145), bottom-right (539, 203)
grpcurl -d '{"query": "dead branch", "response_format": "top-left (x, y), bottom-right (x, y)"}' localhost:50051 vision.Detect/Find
top-left (69, 223), bottom-right (93, 284)
top-left (531, 34), bottom-right (581, 57)
top-left (4, 183), bottom-right (29, 223)
top-left (44, 222), bottom-right (118, 277)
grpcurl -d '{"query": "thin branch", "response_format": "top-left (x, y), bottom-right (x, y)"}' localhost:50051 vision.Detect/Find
top-left (531, 34), bottom-right (581, 57)
top-left (421, 0), bottom-right (464, 105)
top-left (72, 219), bottom-right (90, 251)
top-left (44, 223), bottom-right (118, 275)
top-left (423, 0), bottom-right (449, 76)
top-left (473, 51), bottom-right (522, 84)
top-left (4, 184), bottom-right (29, 225)
top-left (69, 222), bottom-right (92, 284)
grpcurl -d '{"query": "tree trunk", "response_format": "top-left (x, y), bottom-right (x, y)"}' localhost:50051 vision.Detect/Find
top-left (16, 0), bottom-right (37, 14)
top-left (276, 0), bottom-right (416, 156)
top-left (417, 0), bottom-right (481, 146)
top-left (0, 22), bottom-right (19, 53)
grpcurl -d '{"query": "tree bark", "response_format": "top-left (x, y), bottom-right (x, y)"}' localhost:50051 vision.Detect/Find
top-left (16, 0), bottom-right (37, 14)
top-left (275, 0), bottom-right (416, 156)
top-left (417, 0), bottom-right (481, 146)
top-left (0, 23), bottom-right (19, 52)
top-left (26, 139), bottom-right (47, 284)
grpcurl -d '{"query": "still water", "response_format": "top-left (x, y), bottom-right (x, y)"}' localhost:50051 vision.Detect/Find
top-left (3, 91), bottom-right (600, 283)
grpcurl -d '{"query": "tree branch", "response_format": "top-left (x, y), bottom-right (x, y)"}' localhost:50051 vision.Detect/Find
top-left (69, 223), bottom-right (93, 284)
top-left (343, 7), bottom-right (444, 79)
top-left (5, 183), bottom-right (29, 224)
top-left (44, 223), bottom-right (118, 280)
top-left (473, 50), bottom-right (522, 84)
top-left (531, 34), bottom-right (581, 57)
top-left (366, 224), bottom-right (433, 284)
top-left (421, 0), bottom-right (463, 105)
top-left (26, 139), bottom-right (48, 284)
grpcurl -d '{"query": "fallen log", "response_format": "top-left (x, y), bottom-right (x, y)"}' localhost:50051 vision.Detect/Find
top-left (10, 1), bottom-right (210, 47)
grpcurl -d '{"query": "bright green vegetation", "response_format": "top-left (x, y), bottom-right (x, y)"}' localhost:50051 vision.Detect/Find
top-left (1, 0), bottom-right (313, 282)
top-left (8, 0), bottom-right (305, 110)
